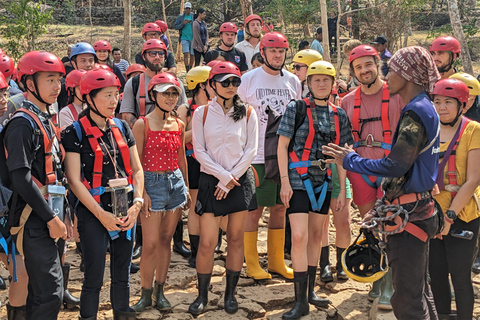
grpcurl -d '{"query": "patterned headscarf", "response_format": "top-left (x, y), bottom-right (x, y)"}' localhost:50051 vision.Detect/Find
top-left (388, 46), bottom-right (441, 93)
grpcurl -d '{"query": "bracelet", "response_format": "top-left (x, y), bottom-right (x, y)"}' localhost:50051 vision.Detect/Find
top-left (133, 197), bottom-right (144, 205)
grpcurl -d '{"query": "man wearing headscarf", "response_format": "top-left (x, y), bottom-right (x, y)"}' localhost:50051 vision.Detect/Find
top-left (322, 46), bottom-right (442, 320)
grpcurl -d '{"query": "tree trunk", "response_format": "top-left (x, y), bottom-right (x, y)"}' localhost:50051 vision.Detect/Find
top-left (162, 0), bottom-right (173, 52)
top-left (351, 0), bottom-right (360, 39)
top-left (239, 0), bottom-right (253, 21)
top-left (303, 23), bottom-right (311, 38)
top-left (176, 0), bottom-right (185, 62)
top-left (89, 0), bottom-right (93, 43)
top-left (336, 0), bottom-right (342, 69)
top-left (447, 0), bottom-right (473, 74)
top-left (278, 10), bottom-right (286, 35)
top-left (123, 0), bottom-right (131, 62)
top-left (320, 0), bottom-right (330, 62)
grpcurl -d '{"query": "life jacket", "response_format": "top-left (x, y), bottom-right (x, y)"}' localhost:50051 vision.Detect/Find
top-left (287, 97), bottom-right (340, 211)
top-left (351, 84), bottom-right (392, 189)
top-left (66, 103), bottom-right (79, 121)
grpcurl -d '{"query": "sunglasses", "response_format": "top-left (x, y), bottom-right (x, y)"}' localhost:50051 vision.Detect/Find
top-left (218, 78), bottom-right (241, 88)
top-left (161, 91), bottom-right (180, 98)
top-left (293, 64), bottom-right (307, 71)
top-left (147, 50), bottom-right (166, 57)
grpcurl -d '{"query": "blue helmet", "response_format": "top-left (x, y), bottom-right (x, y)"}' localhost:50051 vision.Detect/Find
top-left (70, 42), bottom-right (96, 59)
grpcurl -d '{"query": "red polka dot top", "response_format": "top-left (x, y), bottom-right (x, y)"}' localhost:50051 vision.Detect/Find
top-left (141, 118), bottom-right (182, 171)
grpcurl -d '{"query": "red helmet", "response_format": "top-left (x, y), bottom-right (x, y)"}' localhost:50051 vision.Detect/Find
top-left (147, 72), bottom-right (181, 93)
top-left (349, 44), bottom-right (379, 64)
top-left (429, 36), bottom-right (461, 55)
top-left (17, 51), bottom-right (65, 81)
top-left (11, 69), bottom-right (18, 82)
top-left (0, 54), bottom-right (15, 78)
top-left (208, 61), bottom-right (241, 80)
top-left (260, 32), bottom-right (289, 51)
top-left (126, 63), bottom-right (146, 77)
top-left (80, 69), bottom-right (121, 95)
top-left (93, 40), bottom-right (111, 52)
top-left (155, 20), bottom-right (168, 33)
top-left (94, 63), bottom-right (113, 72)
top-left (219, 22), bottom-right (237, 34)
top-left (245, 14), bottom-right (263, 27)
top-left (142, 22), bottom-right (161, 35)
top-left (431, 78), bottom-right (469, 104)
top-left (142, 39), bottom-right (167, 55)
top-left (65, 69), bottom-right (88, 90)
top-left (206, 60), bottom-right (221, 68)
top-left (0, 72), bottom-right (8, 90)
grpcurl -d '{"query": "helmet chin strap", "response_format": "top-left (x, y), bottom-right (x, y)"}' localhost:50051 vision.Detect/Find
top-left (88, 95), bottom-right (108, 120)
top-left (438, 54), bottom-right (454, 74)
top-left (210, 81), bottom-right (231, 108)
top-left (367, 75), bottom-right (378, 89)
top-left (203, 85), bottom-right (211, 101)
top-left (263, 50), bottom-right (285, 76)
top-left (440, 104), bottom-right (463, 127)
top-left (27, 77), bottom-right (50, 110)
top-left (220, 38), bottom-right (235, 49)
top-left (152, 97), bottom-right (170, 120)
top-left (245, 25), bottom-right (261, 39)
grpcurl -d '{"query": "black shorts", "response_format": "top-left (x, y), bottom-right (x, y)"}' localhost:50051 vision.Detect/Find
top-left (195, 168), bottom-right (257, 217)
top-left (286, 190), bottom-right (332, 215)
top-left (187, 156), bottom-right (201, 190)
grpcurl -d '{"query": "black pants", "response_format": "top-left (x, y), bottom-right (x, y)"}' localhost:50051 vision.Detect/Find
top-left (76, 207), bottom-right (135, 318)
top-left (429, 217), bottom-right (480, 319)
top-left (387, 200), bottom-right (439, 320)
top-left (23, 227), bottom-right (63, 320)
top-left (194, 49), bottom-right (206, 66)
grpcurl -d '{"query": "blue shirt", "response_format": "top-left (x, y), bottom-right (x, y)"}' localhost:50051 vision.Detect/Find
top-left (278, 97), bottom-right (353, 190)
top-left (343, 92), bottom-right (440, 197)
top-left (380, 49), bottom-right (392, 77)
top-left (310, 39), bottom-right (324, 57)
top-left (237, 30), bottom-right (244, 43)
top-left (181, 13), bottom-right (194, 41)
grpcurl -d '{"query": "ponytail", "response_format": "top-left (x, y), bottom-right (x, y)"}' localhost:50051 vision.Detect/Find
top-left (231, 94), bottom-right (246, 122)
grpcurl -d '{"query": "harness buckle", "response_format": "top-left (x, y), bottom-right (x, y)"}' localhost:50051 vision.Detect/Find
top-left (310, 160), bottom-right (327, 171)
top-left (365, 134), bottom-right (375, 147)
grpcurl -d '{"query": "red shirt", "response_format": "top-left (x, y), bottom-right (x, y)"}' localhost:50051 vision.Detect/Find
top-left (142, 119), bottom-right (181, 171)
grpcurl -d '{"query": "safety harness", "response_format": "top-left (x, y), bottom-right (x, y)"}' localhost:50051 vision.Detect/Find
top-left (185, 103), bottom-right (199, 157)
top-left (351, 84), bottom-right (391, 189)
top-left (139, 73), bottom-right (146, 117)
top-left (9, 108), bottom-right (64, 280)
top-left (67, 103), bottom-right (79, 121)
top-left (288, 98), bottom-right (340, 211)
top-left (72, 116), bottom-right (134, 240)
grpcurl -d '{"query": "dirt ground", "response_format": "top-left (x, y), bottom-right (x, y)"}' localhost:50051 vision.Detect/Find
top-left (2, 207), bottom-right (480, 319)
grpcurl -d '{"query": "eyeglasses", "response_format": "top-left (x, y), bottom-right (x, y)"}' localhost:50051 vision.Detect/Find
top-left (147, 50), bottom-right (166, 57)
top-left (293, 64), bottom-right (307, 71)
top-left (161, 91), bottom-right (180, 98)
top-left (219, 78), bottom-right (241, 88)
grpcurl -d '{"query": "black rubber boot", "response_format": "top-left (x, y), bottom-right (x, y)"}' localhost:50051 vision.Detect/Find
top-left (154, 282), bottom-right (171, 310)
top-left (224, 269), bottom-right (240, 314)
top-left (215, 229), bottom-right (223, 253)
top-left (132, 225), bottom-right (142, 260)
top-left (188, 234), bottom-right (200, 268)
top-left (307, 266), bottom-right (330, 307)
top-left (319, 246), bottom-right (333, 283)
top-left (336, 247), bottom-right (348, 280)
top-left (131, 288), bottom-right (153, 312)
top-left (78, 316), bottom-right (96, 320)
top-left (284, 215), bottom-right (292, 255)
top-left (113, 309), bottom-right (136, 320)
top-left (0, 275), bottom-right (6, 290)
top-left (76, 242), bottom-right (85, 273)
top-left (438, 314), bottom-right (457, 320)
top-left (188, 273), bottom-right (211, 315)
top-left (130, 263), bottom-right (140, 274)
top-left (473, 253), bottom-right (480, 274)
top-left (173, 219), bottom-right (191, 258)
top-left (62, 263), bottom-right (80, 308)
top-left (282, 275), bottom-right (309, 319)
top-left (7, 304), bottom-right (26, 320)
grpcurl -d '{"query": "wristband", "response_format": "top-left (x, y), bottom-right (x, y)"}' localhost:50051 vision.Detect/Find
top-left (133, 197), bottom-right (144, 205)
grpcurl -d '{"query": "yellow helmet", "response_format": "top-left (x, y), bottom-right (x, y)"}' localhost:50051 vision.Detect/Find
top-left (449, 72), bottom-right (480, 96)
top-left (307, 61), bottom-right (336, 80)
top-left (186, 66), bottom-right (212, 90)
top-left (293, 49), bottom-right (323, 67)
top-left (288, 63), bottom-right (295, 73)
top-left (341, 229), bottom-right (389, 283)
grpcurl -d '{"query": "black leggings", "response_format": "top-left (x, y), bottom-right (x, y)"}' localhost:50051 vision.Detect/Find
top-left (429, 216), bottom-right (480, 318)
top-left (194, 49), bottom-right (205, 66)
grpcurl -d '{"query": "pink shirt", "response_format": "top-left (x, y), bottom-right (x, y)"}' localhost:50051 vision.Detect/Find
top-left (341, 85), bottom-right (404, 159)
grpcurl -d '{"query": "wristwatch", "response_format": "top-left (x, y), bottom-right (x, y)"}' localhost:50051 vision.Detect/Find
top-left (445, 210), bottom-right (457, 221)
top-left (133, 197), bottom-right (144, 206)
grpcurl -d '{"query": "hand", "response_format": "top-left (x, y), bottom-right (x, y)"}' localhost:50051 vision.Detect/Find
top-left (97, 210), bottom-right (122, 232)
top-left (440, 220), bottom-right (452, 236)
top-left (322, 143), bottom-right (355, 166)
top-left (280, 182), bottom-right (293, 208)
top-left (65, 216), bottom-right (74, 240)
top-left (142, 192), bottom-right (152, 218)
top-left (183, 192), bottom-right (192, 210)
top-left (335, 189), bottom-right (346, 211)
top-left (225, 177), bottom-right (241, 189)
top-left (47, 216), bottom-right (67, 240)
top-left (121, 202), bottom-right (141, 231)
top-left (336, 79), bottom-right (347, 90)
top-left (361, 208), bottom-right (377, 225)
top-left (183, 19), bottom-right (191, 25)
top-left (203, 46), bottom-right (208, 53)
top-left (214, 186), bottom-right (228, 200)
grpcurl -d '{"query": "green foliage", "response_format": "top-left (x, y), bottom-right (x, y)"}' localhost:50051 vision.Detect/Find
top-left (270, 0), bottom-right (319, 29)
top-left (427, 20), bottom-right (479, 41)
top-left (0, 0), bottom-right (52, 60)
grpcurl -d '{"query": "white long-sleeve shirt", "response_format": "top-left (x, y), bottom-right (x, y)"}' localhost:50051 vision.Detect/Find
top-left (192, 97), bottom-right (258, 193)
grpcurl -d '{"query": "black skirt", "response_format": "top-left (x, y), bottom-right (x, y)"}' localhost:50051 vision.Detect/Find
top-left (187, 155), bottom-right (201, 190)
top-left (195, 167), bottom-right (257, 217)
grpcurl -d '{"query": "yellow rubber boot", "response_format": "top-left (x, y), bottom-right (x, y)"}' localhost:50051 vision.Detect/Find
top-left (244, 231), bottom-right (272, 280)
top-left (267, 228), bottom-right (294, 279)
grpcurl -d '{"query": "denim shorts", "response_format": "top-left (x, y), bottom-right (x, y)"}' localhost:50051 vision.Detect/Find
top-left (181, 39), bottom-right (194, 55)
top-left (144, 169), bottom-right (188, 212)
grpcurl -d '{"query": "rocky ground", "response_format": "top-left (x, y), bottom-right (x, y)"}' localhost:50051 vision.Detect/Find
top-left (1, 207), bottom-right (480, 319)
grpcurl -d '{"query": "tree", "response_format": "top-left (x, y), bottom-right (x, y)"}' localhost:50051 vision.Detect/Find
top-left (239, 0), bottom-right (253, 21)
top-left (123, 0), bottom-right (131, 62)
top-left (320, 0), bottom-right (330, 62)
top-left (0, 0), bottom-right (52, 60)
top-left (447, 0), bottom-right (473, 74)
